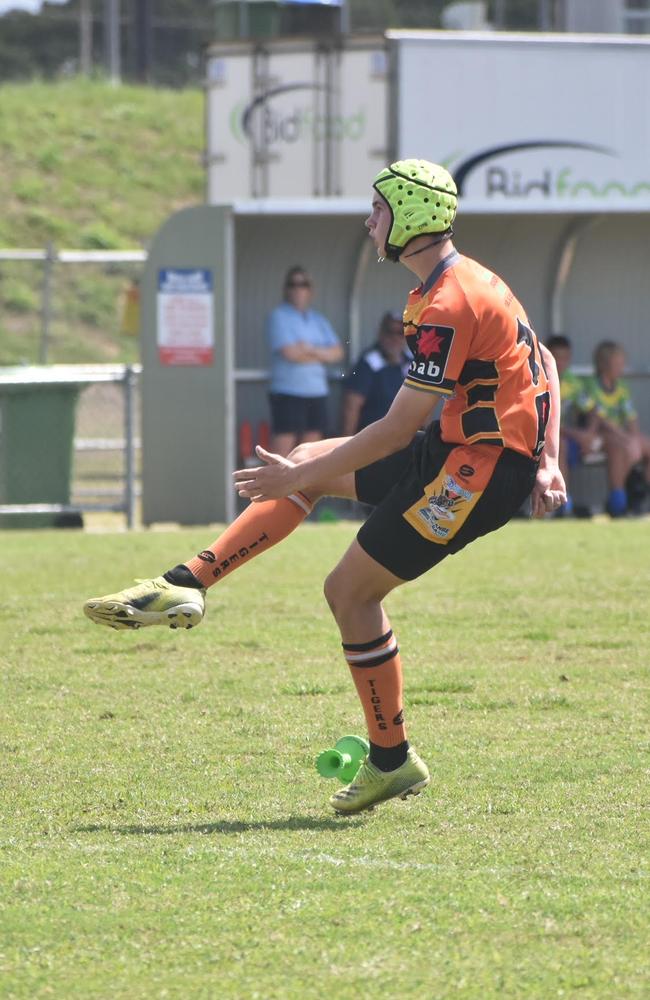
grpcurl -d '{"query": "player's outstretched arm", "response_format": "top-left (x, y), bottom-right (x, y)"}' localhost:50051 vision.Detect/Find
top-left (234, 385), bottom-right (438, 502)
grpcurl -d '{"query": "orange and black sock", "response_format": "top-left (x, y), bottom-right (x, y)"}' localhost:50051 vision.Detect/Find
top-left (164, 491), bottom-right (313, 590)
top-left (343, 629), bottom-right (409, 771)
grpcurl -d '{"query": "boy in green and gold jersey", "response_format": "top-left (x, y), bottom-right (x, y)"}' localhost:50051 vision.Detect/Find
top-left (585, 341), bottom-right (650, 516)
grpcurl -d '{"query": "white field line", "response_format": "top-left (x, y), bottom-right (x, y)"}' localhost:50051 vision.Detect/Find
top-left (11, 839), bottom-right (648, 882)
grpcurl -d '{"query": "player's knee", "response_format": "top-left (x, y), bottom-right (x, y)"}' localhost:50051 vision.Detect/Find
top-left (323, 567), bottom-right (355, 619)
top-left (324, 568), bottom-right (381, 624)
top-left (288, 441), bottom-right (317, 464)
top-left (323, 570), bottom-right (340, 615)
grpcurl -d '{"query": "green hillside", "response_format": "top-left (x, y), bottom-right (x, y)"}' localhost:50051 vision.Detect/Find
top-left (0, 79), bottom-right (204, 365)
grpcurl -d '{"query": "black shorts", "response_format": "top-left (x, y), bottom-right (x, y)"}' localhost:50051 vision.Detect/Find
top-left (269, 393), bottom-right (329, 436)
top-left (355, 423), bottom-right (538, 581)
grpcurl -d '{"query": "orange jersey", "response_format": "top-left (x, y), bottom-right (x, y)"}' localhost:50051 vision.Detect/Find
top-left (403, 251), bottom-right (550, 459)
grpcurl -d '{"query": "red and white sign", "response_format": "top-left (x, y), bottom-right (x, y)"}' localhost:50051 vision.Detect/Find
top-left (157, 269), bottom-right (214, 366)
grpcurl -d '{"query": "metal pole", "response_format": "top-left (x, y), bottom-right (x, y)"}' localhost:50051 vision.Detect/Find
top-left (224, 210), bottom-right (236, 525)
top-left (40, 242), bottom-right (56, 365)
top-left (538, 0), bottom-right (553, 31)
top-left (493, 0), bottom-right (506, 29)
top-left (340, 0), bottom-right (350, 34)
top-left (349, 236), bottom-right (373, 369)
top-left (123, 364), bottom-right (137, 528)
top-left (548, 215), bottom-right (602, 336)
top-left (104, 0), bottom-right (121, 85)
top-left (134, 0), bottom-right (153, 83)
top-left (80, 0), bottom-right (92, 75)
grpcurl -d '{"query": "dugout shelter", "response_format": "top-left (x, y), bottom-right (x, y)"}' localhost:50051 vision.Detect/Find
top-left (140, 197), bottom-right (650, 526)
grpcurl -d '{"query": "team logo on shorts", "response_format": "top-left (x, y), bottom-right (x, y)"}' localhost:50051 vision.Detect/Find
top-left (415, 510), bottom-right (451, 538)
top-left (404, 461), bottom-right (485, 545)
top-left (412, 476), bottom-right (474, 539)
top-left (427, 475), bottom-right (473, 519)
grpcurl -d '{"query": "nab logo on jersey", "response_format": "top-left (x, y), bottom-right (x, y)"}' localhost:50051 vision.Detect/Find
top-left (408, 324), bottom-right (455, 385)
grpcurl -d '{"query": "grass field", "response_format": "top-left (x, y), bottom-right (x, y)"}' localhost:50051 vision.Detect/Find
top-left (1, 518), bottom-right (649, 999)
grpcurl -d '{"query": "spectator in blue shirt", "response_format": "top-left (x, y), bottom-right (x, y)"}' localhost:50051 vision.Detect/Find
top-left (267, 266), bottom-right (344, 456)
top-left (341, 311), bottom-right (412, 436)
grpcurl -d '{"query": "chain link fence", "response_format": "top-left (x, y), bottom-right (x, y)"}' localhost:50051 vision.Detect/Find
top-left (0, 246), bottom-right (146, 366)
top-left (0, 247), bottom-right (146, 528)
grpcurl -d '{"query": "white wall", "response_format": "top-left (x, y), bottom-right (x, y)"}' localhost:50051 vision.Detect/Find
top-left (563, 216), bottom-right (650, 370)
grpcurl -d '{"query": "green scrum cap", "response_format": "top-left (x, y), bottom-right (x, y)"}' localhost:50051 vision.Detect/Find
top-left (373, 159), bottom-right (458, 261)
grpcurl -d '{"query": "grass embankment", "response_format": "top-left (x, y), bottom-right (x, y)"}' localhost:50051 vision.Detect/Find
top-left (1, 520), bottom-right (649, 998)
top-left (0, 79), bottom-right (203, 364)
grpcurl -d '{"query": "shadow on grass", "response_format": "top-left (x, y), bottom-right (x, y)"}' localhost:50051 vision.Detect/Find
top-left (74, 815), bottom-right (365, 836)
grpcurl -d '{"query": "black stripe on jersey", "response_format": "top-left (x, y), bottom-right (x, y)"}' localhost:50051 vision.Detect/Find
top-left (474, 437), bottom-right (505, 447)
top-left (458, 360), bottom-right (499, 386)
top-left (466, 383), bottom-right (498, 406)
top-left (533, 390), bottom-right (551, 458)
top-left (462, 405), bottom-right (501, 439)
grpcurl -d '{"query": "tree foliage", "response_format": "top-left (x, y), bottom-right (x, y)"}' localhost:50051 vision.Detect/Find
top-left (0, 0), bottom-right (544, 86)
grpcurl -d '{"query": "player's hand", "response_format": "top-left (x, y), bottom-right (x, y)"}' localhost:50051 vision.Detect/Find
top-left (233, 446), bottom-right (300, 501)
top-left (530, 464), bottom-right (567, 518)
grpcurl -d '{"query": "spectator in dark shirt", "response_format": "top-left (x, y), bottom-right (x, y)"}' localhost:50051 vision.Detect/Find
top-left (341, 311), bottom-right (412, 436)
top-left (545, 334), bottom-right (600, 517)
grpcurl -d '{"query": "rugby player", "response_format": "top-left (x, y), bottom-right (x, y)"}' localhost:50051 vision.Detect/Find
top-left (84, 159), bottom-right (566, 814)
